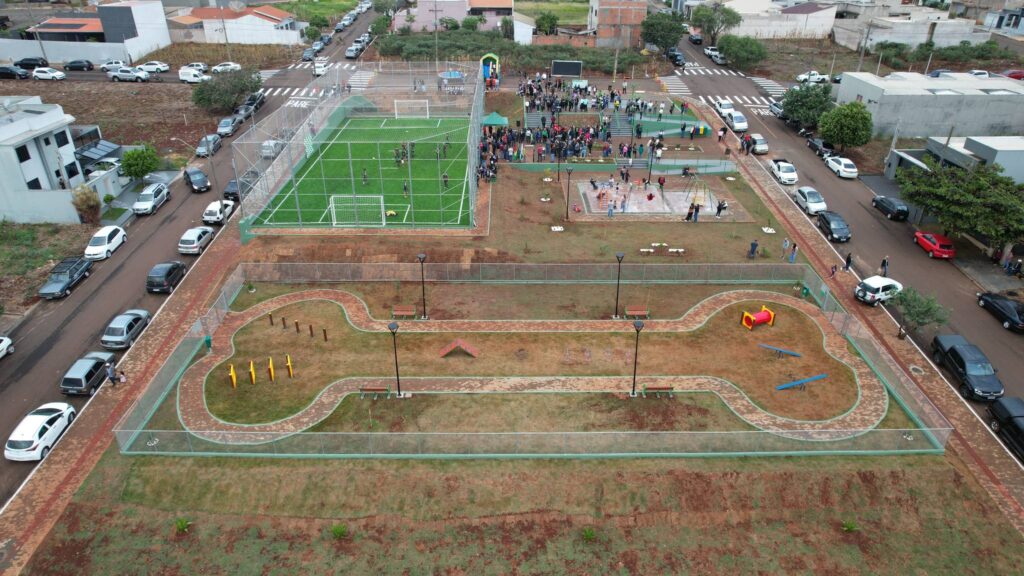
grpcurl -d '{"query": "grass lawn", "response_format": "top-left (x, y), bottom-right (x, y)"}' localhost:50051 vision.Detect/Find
top-left (255, 117), bottom-right (472, 228)
top-left (206, 299), bottom-right (858, 424)
top-left (24, 448), bottom-right (1024, 574)
top-left (516, 1), bottom-right (590, 25)
top-left (0, 221), bottom-right (95, 313)
top-left (262, 0), bottom-right (358, 22)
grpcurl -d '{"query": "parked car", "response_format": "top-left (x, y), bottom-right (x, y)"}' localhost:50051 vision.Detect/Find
top-left (302, 48), bottom-right (316, 61)
top-left (345, 46), bottom-right (360, 59)
top-left (260, 139), bottom-right (286, 159)
top-left (927, 69), bottom-right (951, 78)
top-left (977, 292), bottom-right (1024, 331)
top-left (826, 156), bottom-right (858, 179)
top-left (666, 46), bottom-right (680, 58)
top-left (770, 158), bottom-right (798, 185)
top-left (320, 33), bottom-right (332, 46)
top-left (107, 66), bottom-right (148, 82)
top-left (913, 231), bottom-right (956, 259)
top-left (178, 226), bottom-right (215, 255)
top-left (688, 33), bottom-right (703, 45)
top-left (0, 336), bottom-right (13, 358)
top-left (178, 68), bottom-right (211, 84)
top-left (14, 57), bottom-right (48, 70)
top-left (217, 116), bottom-right (244, 137)
top-left (202, 200), bottom-right (235, 225)
top-left (244, 91), bottom-right (266, 111)
top-left (710, 52), bottom-right (729, 66)
top-left (84, 225), bottom-right (127, 260)
top-left (1001, 69), bottom-right (1024, 80)
top-left (234, 104), bottom-right (255, 120)
top-left (988, 397), bottom-right (1024, 460)
top-left (63, 60), bottom-right (94, 71)
top-left (101, 309), bottom-right (150, 349)
top-left (211, 61), bottom-right (242, 73)
top-left (195, 134), bottom-right (222, 157)
top-left (854, 276), bottom-right (903, 306)
top-left (335, 20), bottom-right (348, 32)
top-left (146, 261), bottom-right (187, 294)
top-left (37, 257), bottom-right (92, 300)
top-left (968, 69), bottom-right (991, 78)
top-left (670, 53), bottom-right (686, 67)
top-left (768, 101), bottom-right (784, 118)
top-left (932, 334), bottom-right (1004, 401)
top-left (223, 170), bottom-right (259, 201)
top-left (870, 195), bottom-right (909, 221)
top-left (183, 167), bottom-right (211, 192)
top-left (806, 137), bottom-right (835, 157)
top-left (0, 65), bottom-right (29, 79)
top-left (816, 210), bottom-right (852, 243)
top-left (132, 183), bottom-right (170, 215)
top-left (4, 403), bottom-right (76, 461)
top-left (724, 111), bottom-right (747, 132)
top-left (99, 59), bottom-right (126, 72)
top-left (796, 70), bottom-right (828, 84)
top-left (185, 62), bottom-right (209, 72)
top-left (749, 133), bottom-right (769, 154)
top-left (793, 186), bottom-right (827, 215)
top-left (832, 72), bottom-right (844, 83)
top-left (713, 99), bottom-right (735, 117)
top-left (359, 32), bottom-right (372, 44)
top-left (138, 61), bottom-right (170, 73)
top-left (32, 67), bottom-right (65, 80)
top-left (59, 351), bottom-right (115, 395)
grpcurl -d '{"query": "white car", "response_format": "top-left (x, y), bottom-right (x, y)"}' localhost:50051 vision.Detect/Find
top-left (703, 46), bottom-right (719, 58)
top-left (178, 226), bottom-right (215, 255)
top-left (713, 99), bottom-right (734, 118)
top-left (0, 336), bottom-right (13, 358)
top-left (202, 199), bottom-right (235, 225)
top-left (725, 111), bottom-right (747, 132)
top-left (793, 186), bottom-right (827, 215)
top-left (132, 183), bottom-right (170, 215)
top-left (4, 403), bottom-right (76, 461)
top-left (99, 59), bottom-right (126, 72)
top-left (84, 225), bottom-right (127, 260)
top-left (796, 70), bottom-right (828, 84)
top-left (138, 61), bottom-right (170, 73)
top-left (770, 158), bottom-right (799, 185)
top-left (826, 156), bottom-right (859, 179)
top-left (185, 62), bottom-right (209, 73)
top-left (855, 276), bottom-right (903, 306)
top-left (969, 69), bottom-right (991, 78)
top-left (32, 67), bottom-right (65, 81)
top-left (211, 61), bottom-right (241, 73)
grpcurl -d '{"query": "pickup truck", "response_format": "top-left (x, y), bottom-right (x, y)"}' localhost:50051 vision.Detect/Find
top-left (202, 200), bottom-right (236, 225)
top-left (37, 257), bottom-right (92, 300)
top-left (796, 70), bottom-right (828, 84)
top-left (769, 158), bottom-right (798, 185)
top-left (932, 334), bottom-right (1004, 401)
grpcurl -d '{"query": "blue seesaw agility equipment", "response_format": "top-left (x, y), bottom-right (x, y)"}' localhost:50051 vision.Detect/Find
top-left (759, 344), bottom-right (802, 359)
top-left (776, 373), bottom-right (828, 391)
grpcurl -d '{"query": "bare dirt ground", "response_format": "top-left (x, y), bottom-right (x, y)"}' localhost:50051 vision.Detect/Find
top-left (142, 43), bottom-right (296, 71)
top-left (0, 222), bottom-right (95, 314)
top-left (844, 138), bottom-right (927, 176)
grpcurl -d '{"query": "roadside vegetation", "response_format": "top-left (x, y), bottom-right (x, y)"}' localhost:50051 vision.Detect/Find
top-left (142, 43), bottom-right (295, 70)
top-left (260, 0), bottom-right (358, 23)
top-left (0, 222), bottom-right (95, 312)
top-left (515, 0), bottom-right (589, 26)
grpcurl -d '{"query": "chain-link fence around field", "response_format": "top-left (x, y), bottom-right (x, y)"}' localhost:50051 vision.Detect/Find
top-left (113, 263), bottom-right (952, 458)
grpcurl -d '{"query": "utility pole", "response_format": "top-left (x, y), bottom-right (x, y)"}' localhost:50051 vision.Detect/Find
top-left (924, 51), bottom-right (934, 75)
top-left (875, 52), bottom-right (883, 76)
top-left (857, 22), bottom-right (872, 73)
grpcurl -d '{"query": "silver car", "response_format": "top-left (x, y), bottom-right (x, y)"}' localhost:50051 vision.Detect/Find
top-left (100, 309), bottom-right (151, 350)
top-left (178, 226), bottom-right (215, 255)
top-left (195, 134), bottom-right (222, 157)
top-left (107, 66), bottom-right (149, 82)
top-left (217, 116), bottom-right (243, 137)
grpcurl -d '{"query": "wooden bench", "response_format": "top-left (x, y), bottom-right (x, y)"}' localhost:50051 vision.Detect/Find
top-left (624, 305), bottom-right (649, 319)
top-left (392, 305), bottom-right (417, 319)
top-left (642, 385), bottom-right (675, 398)
top-left (668, 248), bottom-right (686, 255)
top-left (359, 386), bottom-right (391, 399)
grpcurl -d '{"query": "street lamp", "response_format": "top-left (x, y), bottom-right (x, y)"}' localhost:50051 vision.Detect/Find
top-left (630, 320), bottom-right (644, 398)
top-left (388, 322), bottom-right (402, 398)
top-left (564, 166), bottom-right (574, 222)
top-left (416, 253), bottom-right (428, 320)
top-left (613, 252), bottom-right (625, 319)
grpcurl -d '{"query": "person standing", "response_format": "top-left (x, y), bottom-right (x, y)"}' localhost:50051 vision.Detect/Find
top-left (693, 203), bottom-right (701, 222)
top-left (118, 370), bottom-right (127, 387)
top-left (362, 168), bottom-right (368, 186)
top-left (781, 237), bottom-right (790, 259)
top-left (844, 252), bottom-right (853, 272)
top-left (715, 199), bottom-right (728, 218)
top-left (788, 244), bottom-right (799, 264)
top-left (880, 255), bottom-right (889, 277)
top-left (829, 264), bottom-right (838, 279)
top-left (685, 203), bottom-right (695, 222)
top-left (749, 239), bottom-right (759, 259)
top-left (442, 172), bottom-right (449, 189)
top-left (403, 180), bottom-right (409, 198)
top-left (106, 363), bottom-right (117, 387)
top-left (657, 175), bottom-right (666, 192)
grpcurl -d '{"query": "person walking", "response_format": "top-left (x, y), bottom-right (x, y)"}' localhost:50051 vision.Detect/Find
top-left (748, 239), bottom-right (759, 259)
top-left (715, 199), bottom-right (728, 218)
top-left (442, 172), bottom-right (449, 190)
top-left (362, 168), bottom-right (368, 186)
top-left (880, 255), bottom-right (889, 277)
top-left (106, 363), bottom-right (117, 387)
top-left (403, 180), bottom-right (409, 198)
top-left (829, 264), bottom-right (838, 279)
top-left (788, 244), bottom-right (799, 264)
top-left (717, 127), bottom-right (725, 142)
top-left (685, 203), bottom-right (695, 222)
top-left (844, 252), bottom-right (853, 272)
top-left (693, 203), bottom-right (701, 222)
top-left (781, 237), bottom-right (790, 259)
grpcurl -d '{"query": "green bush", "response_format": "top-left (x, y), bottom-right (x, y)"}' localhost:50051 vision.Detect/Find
top-left (174, 517), bottom-right (192, 534)
top-left (330, 523), bottom-right (349, 539)
top-left (581, 527), bottom-right (596, 542)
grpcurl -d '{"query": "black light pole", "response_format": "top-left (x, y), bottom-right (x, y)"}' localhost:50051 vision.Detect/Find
top-left (564, 166), bottom-right (574, 221)
top-left (647, 144), bottom-right (654, 183)
top-left (417, 253), bottom-right (428, 320)
top-left (613, 252), bottom-right (625, 319)
top-left (630, 320), bottom-right (644, 398)
top-left (388, 322), bottom-right (402, 398)
top-left (556, 141), bottom-right (561, 182)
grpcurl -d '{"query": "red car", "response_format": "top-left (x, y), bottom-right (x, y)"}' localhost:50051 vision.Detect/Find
top-left (1002, 69), bottom-right (1024, 80)
top-left (914, 231), bottom-right (956, 259)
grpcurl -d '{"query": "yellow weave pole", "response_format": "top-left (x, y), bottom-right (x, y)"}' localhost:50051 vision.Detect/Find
top-left (286, 354), bottom-right (294, 378)
top-left (229, 364), bottom-right (237, 389)
top-left (249, 360), bottom-right (256, 385)
top-left (268, 357), bottom-right (276, 382)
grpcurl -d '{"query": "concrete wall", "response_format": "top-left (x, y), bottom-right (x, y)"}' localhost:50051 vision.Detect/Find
top-left (835, 17), bottom-right (991, 50)
top-left (120, 1), bottom-right (171, 58)
top-left (0, 38), bottom-right (129, 66)
top-left (0, 187), bottom-right (80, 224)
top-left (201, 16), bottom-right (301, 44)
top-left (533, 33), bottom-right (596, 47)
top-left (730, 8), bottom-right (836, 39)
top-left (513, 19), bottom-right (534, 45)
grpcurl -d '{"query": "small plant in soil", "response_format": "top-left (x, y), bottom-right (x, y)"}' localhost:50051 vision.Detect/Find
top-left (174, 517), bottom-right (193, 534)
top-left (581, 527), bottom-right (596, 543)
top-left (841, 520), bottom-right (859, 533)
top-left (330, 523), bottom-right (349, 540)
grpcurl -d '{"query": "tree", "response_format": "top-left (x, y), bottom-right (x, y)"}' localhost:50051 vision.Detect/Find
top-left (373, 0), bottom-right (398, 17)
top-left (500, 16), bottom-right (514, 39)
top-left (892, 287), bottom-right (949, 336)
top-left (439, 17), bottom-right (459, 30)
top-left (780, 83), bottom-right (832, 129)
top-left (896, 157), bottom-right (1024, 246)
top-left (71, 183), bottom-right (100, 224)
top-left (640, 12), bottom-right (686, 53)
top-left (716, 35), bottom-right (766, 71)
top-left (462, 16), bottom-right (482, 31)
top-left (120, 145), bottom-right (160, 180)
top-left (308, 15), bottom-right (329, 29)
top-left (304, 25), bottom-right (322, 42)
top-left (689, 4), bottom-right (742, 46)
top-left (818, 102), bottom-right (872, 151)
top-left (371, 14), bottom-right (392, 36)
top-left (535, 11), bottom-right (558, 35)
top-left (192, 68), bottom-right (262, 114)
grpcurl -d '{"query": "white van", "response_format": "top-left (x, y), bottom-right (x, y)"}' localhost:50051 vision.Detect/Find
top-left (179, 68), bottom-right (211, 84)
top-left (260, 140), bottom-right (285, 160)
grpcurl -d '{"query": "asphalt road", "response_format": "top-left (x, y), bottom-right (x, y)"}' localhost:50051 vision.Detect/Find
top-left (671, 40), bottom-right (1024, 420)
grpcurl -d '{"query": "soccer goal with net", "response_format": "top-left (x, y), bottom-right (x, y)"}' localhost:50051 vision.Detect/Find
top-left (329, 195), bottom-right (386, 227)
top-left (394, 99), bottom-right (430, 119)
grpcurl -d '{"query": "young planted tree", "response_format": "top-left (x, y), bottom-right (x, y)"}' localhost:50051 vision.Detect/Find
top-left (373, 0), bottom-right (399, 17)
top-left (120, 145), bottom-right (160, 180)
top-left (192, 69), bottom-right (262, 114)
top-left (500, 16), bottom-right (514, 39)
top-left (818, 101), bottom-right (873, 151)
top-left (71, 183), bottom-right (100, 224)
top-left (461, 16), bottom-right (482, 31)
top-left (640, 12), bottom-right (687, 54)
top-left (780, 82), bottom-right (832, 129)
top-left (716, 35), bottom-right (766, 71)
top-left (689, 4), bottom-right (742, 46)
top-left (308, 15), bottom-right (329, 29)
top-left (371, 14), bottom-right (392, 37)
top-left (535, 11), bottom-right (559, 35)
top-left (304, 25), bottom-right (323, 42)
top-left (892, 287), bottom-right (950, 337)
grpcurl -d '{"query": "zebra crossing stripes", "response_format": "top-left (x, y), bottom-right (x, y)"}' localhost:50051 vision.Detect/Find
top-left (287, 62), bottom-right (358, 70)
top-left (682, 68), bottom-right (745, 77)
top-left (749, 76), bottom-right (788, 98)
top-left (259, 69), bottom-right (279, 81)
top-left (658, 75), bottom-right (691, 97)
top-left (347, 70), bottom-right (374, 90)
top-left (696, 95), bottom-right (776, 106)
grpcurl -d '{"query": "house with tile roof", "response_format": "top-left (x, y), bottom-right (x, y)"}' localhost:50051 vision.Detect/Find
top-left (168, 5), bottom-right (301, 45)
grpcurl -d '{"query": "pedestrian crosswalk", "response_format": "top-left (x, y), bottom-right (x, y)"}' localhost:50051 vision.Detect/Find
top-left (659, 75), bottom-right (691, 97)
top-left (256, 70), bottom-right (374, 101)
top-left (749, 76), bottom-right (788, 98)
top-left (680, 67), bottom-right (745, 77)
top-left (696, 94), bottom-right (776, 106)
top-left (347, 70), bottom-right (373, 90)
top-left (259, 69), bottom-right (280, 81)
top-left (287, 62), bottom-right (360, 70)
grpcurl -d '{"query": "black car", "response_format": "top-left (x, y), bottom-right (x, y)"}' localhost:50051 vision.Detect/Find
top-left (670, 53), bottom-right (686, 67)
top-left (183, 167), bottom-right (211, 192)
top-left (977, 292), bottom-right (1024, 332)
top-left (14, 57), bottom-right (48, 70)
top-left (832, 73), bottom-right (844, 83)
top-left (667, 46), bottom-right (680, 58)
top-left (223, 169), bottom-right (259, 201)
top-left (806, 137), bottom-right (836, 157)
top-left (146, 261), bottom-right (187, 293)
top-left (64, 60), bottom-right (94, 71)
top-left (37, 257), bottom-right (92, 299)
top-left (816, 210), bottom-right (851, 242)
top-left (0, 65), bottom-right (29, 80)
top-left (871, 195), bottom-right (909, 221)
top-left (932, 335), bottom-right (1004, 401)
top-left (244, 91), bottom-right (266, 111)
top-left (301, 48), bottom-right (316, 61)
top-left (688, 33), bottom-right (703, 45)
top-left (989, 397), bottom-right (1024, 461)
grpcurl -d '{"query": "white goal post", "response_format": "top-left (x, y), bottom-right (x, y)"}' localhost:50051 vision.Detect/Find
top-left (329, 195), bottom-right (385, 227)
top-left (394, 99), bottom-right (430, 119)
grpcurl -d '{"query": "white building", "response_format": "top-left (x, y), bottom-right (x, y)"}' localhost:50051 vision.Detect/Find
top-left (832, 7), bottom-right (990, 51)
top-left (169, 6), bottom-right (301, 45)
top-left (513, 12), bottom-right (535, 45)
top-left (0, 97), bottom-right (85, 224)
top-left (680, 0), bottom-right (836, 38)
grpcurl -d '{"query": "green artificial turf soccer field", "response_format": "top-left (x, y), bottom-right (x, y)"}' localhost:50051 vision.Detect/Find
top-left (255, 117), bottom-right (472, 227)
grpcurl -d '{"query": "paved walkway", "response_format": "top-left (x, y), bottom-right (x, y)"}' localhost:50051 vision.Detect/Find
top-left (176, 289), bottom-right (888, 443)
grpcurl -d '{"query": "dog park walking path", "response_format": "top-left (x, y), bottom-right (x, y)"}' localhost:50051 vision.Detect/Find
top-left (176, 289), bottom-right (888, 443)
